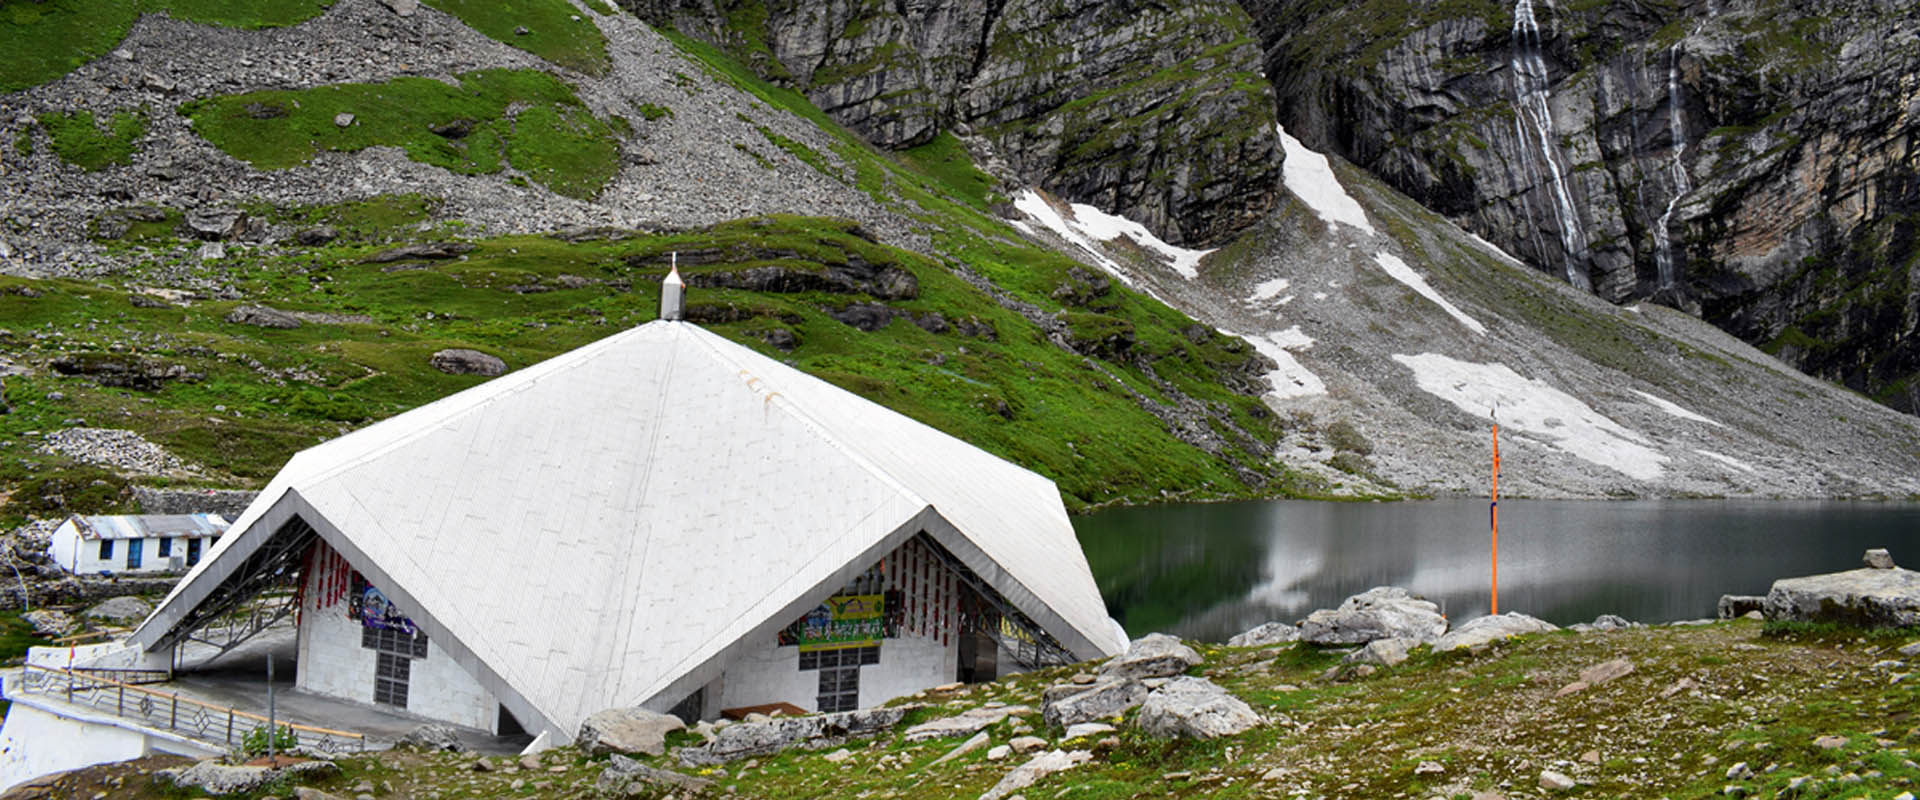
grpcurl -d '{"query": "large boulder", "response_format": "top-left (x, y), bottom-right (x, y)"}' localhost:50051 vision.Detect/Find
top-left (225, 305), bottom-right (302, 329)
top-left (1717, 595), bottom-right (1766, 620)
top-left (1298, 587), bottom-right (1448, 645)
top-left (1134, 676), bottom-right (1260, 739)
top-left (1100, 633), bottom-right (1202, 680)
top-left (577, 707), bottom-right (686, 756)
top-left (159, 762), bottom-right (273, 795)
top-left (22, 609), bottom-right (77, 637)
top-left (397, 723), bottom-right (465, 752)
top-left (1041, 677), bottom-right (1148, 729)
top-left (83, 595), bottom-right (154, 623)
top-left (429, 349), bottom-right (507, 377)
top-left (1227, 621), bottom-right (1299, 647)
top-left (595, 753), bottom-right (712, 795)
top-left (1432, 613), bottom-right (1558, 653)
top-left (902, 704), bottom-right (1031, 742)
top-left (1342, 636), bottom-right (1418, 667)
top-left (980, 749), bottom-right (1093, 800)
top-left (1763, 560), bottom-right (1920, 628)
top-left (677, 706), bottom-right (911, 766)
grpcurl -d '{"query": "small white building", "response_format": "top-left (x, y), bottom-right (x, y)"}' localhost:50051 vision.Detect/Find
top-left (47, 514), bottom-right (230, 575)
top-left (124, 281), bottom-right (1124, 743)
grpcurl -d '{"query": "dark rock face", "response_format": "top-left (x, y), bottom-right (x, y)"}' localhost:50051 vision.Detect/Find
top-left (49, 353), bottom-right (203, 390)
top-left (1241, 0), bottom-right (1920, 411)
top-left (628, 0), bottom-right (1281, 246)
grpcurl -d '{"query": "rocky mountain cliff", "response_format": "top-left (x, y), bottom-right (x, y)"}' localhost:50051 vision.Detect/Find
top-left (1241, 0), bottom-right (1920, 413)
top-left (624, 0), bottom-right (1282, 247)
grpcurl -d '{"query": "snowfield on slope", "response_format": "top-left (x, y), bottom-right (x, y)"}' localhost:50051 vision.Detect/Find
top-left (1235, 327), bottom-right (1325, 399)
top-left (1011, 189), bottom-right (1211, 281)
top-left (1372, 251), bottom-right (1486, 335)
top-left (1631, 389), bottom-right (1723, 427)
top-left (1392, 353), bottom-right (1668, 481)
top-left (1277, 125), bottom-right (1375, 236)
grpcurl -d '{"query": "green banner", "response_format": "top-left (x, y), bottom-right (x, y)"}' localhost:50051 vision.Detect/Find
top-left (797, 594), bottom-right (884, 652)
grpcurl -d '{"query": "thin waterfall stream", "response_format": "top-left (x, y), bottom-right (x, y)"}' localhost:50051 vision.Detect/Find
top-left (1511, 0), bottom-right (1590, 290)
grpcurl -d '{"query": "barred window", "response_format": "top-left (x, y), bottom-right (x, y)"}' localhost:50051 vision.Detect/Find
top-left (374, 652), bottom-right (410, 707)
top-left (362, 626), bottom-right (429, 659)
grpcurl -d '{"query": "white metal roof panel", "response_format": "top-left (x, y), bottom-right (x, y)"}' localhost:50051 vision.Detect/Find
top-left (135, 321), bottom-right (1122, 740)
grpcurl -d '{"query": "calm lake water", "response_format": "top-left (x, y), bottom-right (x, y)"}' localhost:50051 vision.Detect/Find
top-left (1072, 499), bottom-right (1920, 643)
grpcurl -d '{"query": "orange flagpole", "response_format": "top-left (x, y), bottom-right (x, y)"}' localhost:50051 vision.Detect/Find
top-left (1491, 412), bottom-right (1500, 616)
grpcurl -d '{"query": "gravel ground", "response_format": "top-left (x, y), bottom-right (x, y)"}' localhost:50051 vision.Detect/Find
top-left (36, 427), bottom-right (188, 475)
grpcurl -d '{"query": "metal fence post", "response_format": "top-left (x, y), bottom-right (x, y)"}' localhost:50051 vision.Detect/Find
top-left (117, 685), bottom-right (125, 717)
top-left (170, 694), bottom-right (178, 730)
top-left (227, 709), bottom-right (234, 744)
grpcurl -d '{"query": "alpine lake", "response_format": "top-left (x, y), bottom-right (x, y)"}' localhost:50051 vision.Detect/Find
top-left (1074, 498), bottom-right (1920, 642)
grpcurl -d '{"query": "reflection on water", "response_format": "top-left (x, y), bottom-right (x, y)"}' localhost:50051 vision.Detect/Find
top-left (1073, 499), bottom-right (1920, 642)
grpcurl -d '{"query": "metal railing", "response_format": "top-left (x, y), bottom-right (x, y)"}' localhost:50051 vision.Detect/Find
top-left (15, 664), bottom-right (368, 753)
top-left (69, 666), bottom-right (172, 685)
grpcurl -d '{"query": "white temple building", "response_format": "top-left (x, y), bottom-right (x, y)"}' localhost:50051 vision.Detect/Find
top-left (108, 272), bottom-right (1125, 743)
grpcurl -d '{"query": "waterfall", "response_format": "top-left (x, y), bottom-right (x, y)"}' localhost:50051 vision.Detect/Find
top-left (1510, 0), bottom-right (1590, 290)
top-left (1652, 42), bottom-right (1690, 292)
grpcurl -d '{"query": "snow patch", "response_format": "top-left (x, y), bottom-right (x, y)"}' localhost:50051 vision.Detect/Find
top-left (1623, 304), bottom-right (1642, 314)
top-left (1277, 125), bottom-right (1376, 236)
top-left (1234, 327), bottom-right (1325, 399)
top-left (1391, 353), bottom-right (1668, 481)
top-left (1312, 292), bottom-right (1328, 301)
top-left (1631, 389), bottom-right (1723, 427)
top-left (1465, 231), bottom-right (1527, 268)
top-left (1010, 189), bottom-right (1212, 282)
top-left (1372, 252), bottom-right (1486, 335)
top-left (1249, 278), bottom-right (1291, 303)
top-left (1694, 448), bottom-right (1756, 473)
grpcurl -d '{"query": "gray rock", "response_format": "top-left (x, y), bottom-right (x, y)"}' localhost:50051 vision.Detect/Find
top-left (1343, 636), bottom-right (1417, 666)
top-left (576, 707), bottom-right (686, 756)
top-left (1042, 677), bottom-right (1148, 729)
top-left (1764, 564), bottom-right (1920, 627)
top-left (1134, 676), bottom-right (1260, 739)
top-left (376, 0), bottom-right (418, 16)
top-left (22, 609), bottom-right (78, 637)
top-left (397, 723), bottom-right (465, 752)
top-left (197, 242), bottom-right (226, 261)
top-left (980, 749), bottom-right (1092, 800)
top-left (160, 762), bottom-right (273, 795)
top-left (1899, 640), bottom-right (1920, 657)
top-left (595, 753), bottom-right (711, 794)
top-left (1555, 657), bottom-right (1635, 696)
top-left (225, 305), bottom-right (303, 329)
top-left (295, 226), bottom-right (339, 246)
top-left (1432, 612), bottom-right (1558, 652)
top-left (185, 208), bottom-right (243, 240)
top-left (677, 705), bottom-right (912, 765)
top-left (902, 704), bottom-right (1031, 742)
top-left (1227, 621), bottom-right (1299, 647)
top-left (1298, 586), bottom-right (1448, 645)
top-left (1718, 595), bottom-right (1766, 620)
top-left (429, 348), bottom-right (507, 377)
top-left (333, 112), bottom-right (355, 128)
top-left (1866, 548), bottom-right (1896, 569)
top-left (928, 730), bottom-right (990, 766)
top-left (361, 242), bottom-right (476, 263)
top-left (1584, 614), bottom-right (1637, 631)
top-left (1100, 633), bottom-right (1202, 680)
top-left (1539, 769), bottom-right (1575, 791)
top-left (83, 595), bottom-right (153, 622)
